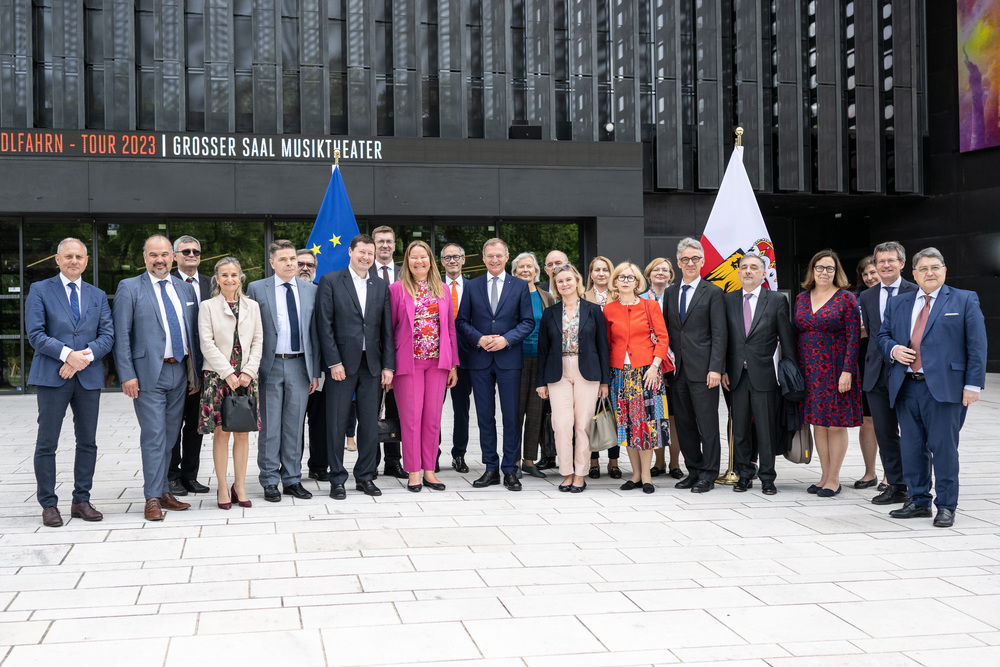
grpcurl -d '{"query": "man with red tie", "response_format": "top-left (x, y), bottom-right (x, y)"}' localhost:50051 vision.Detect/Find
top-left (877, 247), bottom-right (987, 528)
top-left (440, 243), bottom-right (472, 473)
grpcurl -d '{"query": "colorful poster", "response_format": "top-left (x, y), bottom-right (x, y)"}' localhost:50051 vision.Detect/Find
top-left (958, 0), bottom-right (1000, 152)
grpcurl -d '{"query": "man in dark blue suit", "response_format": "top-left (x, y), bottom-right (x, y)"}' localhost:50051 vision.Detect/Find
top-left (859, 241), bottom-right (917, 505)
top-left (456, 238), bottom-right (535, 490)
top-left (877, 247), bottom-right (987, 528)
top-left (26, 238), bottom-right (114, 527)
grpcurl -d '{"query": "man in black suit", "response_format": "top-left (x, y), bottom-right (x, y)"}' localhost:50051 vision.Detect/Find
top-left (317, 234), bottom-right (395, 499)
top-left (859, 241), bottom-right (917, 505)
top-left (440, 243), bottom-right (473, 473)
top-left (368, 225), bottom-right (406, 479)
top-left (167, 235), bottom-right (212, 496)
top-left (664, 237), bottom-right (728, 493)
top-left (721, 254), bottom-right (796, 495)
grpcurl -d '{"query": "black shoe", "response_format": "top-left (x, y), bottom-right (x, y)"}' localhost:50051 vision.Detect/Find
top-left (472, 470), bottom-right (501, 488)
top-left (283, 483), bottom-right (313, 500)
top-left (570, 481), bottom-right (587, 493)
top-left (535, 457), bottom-right (557, 471)
top-left (451, 456), bottom-right (470, 473)
top-left (877, 482), bottom-right (889, 492)
top-left (308, 470), bottom-right (331, 482)
top-left (521, 465), bottom-right (547, 479)
top-left (669, 468), bottom-right (684, 479)
top-left (761, 481), bottom-right (777, 495)
top-left (356, 480), bottom-right (382, 496)
top-left (407, 483), bottom-right (422, 492)
top-left (675, 475), bottom-right (697, 490)
top-left (558, 483), bottom-right (572, 492)
top-left (620, 480), bottom-right (640, 491)
top-left (816, 485), bottom-right (842, 498)
top-left (692, 480), bottom-right (714, 493)
top-left (889, 501), bottom-right (932, 519)
top-left (807, 484), bottom-right (820, 494)
top-left (182, 478), bottom-right (210, 494)
top-left (383, 462), bottom-right (407, 479)
top-left (329, 483), bottom-right (346, 500)
top-left (734, 477), bottom-right (753, 492)
top-left (608, 466), bottom-right (622, 479)
top-left (642, 483), bottom-right (655, 494)
top-left (422, 479), bottom-right (446, 491)
top-left (934, 508), bottom-right (955, 528)
top-left (263, 485), bottom-right (281, 502)
top-left (854, 477), bottom-right (878, 489)
top-left (589, 466), bottom-right (601, 479)
top-left (650, 466), bottom-right (665, 477)
top-left (872, 486), bottom-right (908, 505)
top-left (503, 473), bottom-right (522, 491)
top-left (168, 479), bottom-right (188, 497)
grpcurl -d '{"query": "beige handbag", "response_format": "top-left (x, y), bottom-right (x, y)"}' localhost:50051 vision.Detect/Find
top-left (589, 396), bottom-right (618, 452)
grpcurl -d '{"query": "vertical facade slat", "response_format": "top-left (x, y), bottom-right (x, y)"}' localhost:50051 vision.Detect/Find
top-left (773, 0), bottom-right (806, 192)
top-left (694, 0), bottom-right (724, 189)
top-left (734, 0), bottom-right (768, 189)
top-left (53, 2), bottom-right (85, 128)
top-left (205, 0), bottom-right (234, 133)
top-left (0, 0), bottom-right (33, 127)
top-left (654, 0), bottom-right (682, 189)
top-left (611, 0), bottom-right (640, 142)
top-left (437, 0), bottom-right (466, 138)
top-left (524, 0), bottom-right (553, 139)
top-left (815, 0), bottom-right (844, 191)
top-left (300, 0), bottom-right (326, 134)
top-left (892, 0), bottom-right (921, 193)
top-left (250, 1), bottom-right (279, 132)
top-left (568, 0), bottom-right (597, 141)
top-left (392, 0), bottom-right (421, 136)
top-left (482, 0), bottom-right (511, 139)
top-left (853, 0), bottom-right (882, 193)
top-left (345, 0), bottom-right (374, 135)
top-left (155, 0), bottom-right (185, 131)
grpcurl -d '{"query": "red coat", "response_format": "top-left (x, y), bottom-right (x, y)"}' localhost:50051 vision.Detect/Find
top-left (604, 299), bottom-right (672, 370)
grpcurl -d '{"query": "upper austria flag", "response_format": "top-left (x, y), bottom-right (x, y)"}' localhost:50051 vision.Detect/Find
top-left (305, 165), bottom-right (361, 282)
top-left (699, 145), bottom-right (778, 293)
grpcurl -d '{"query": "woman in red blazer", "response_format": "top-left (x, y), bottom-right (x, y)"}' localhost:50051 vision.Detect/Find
top-left (389, 241), bottom-right (460, 491)
top-left (604, 261), bottom-right (673, 493)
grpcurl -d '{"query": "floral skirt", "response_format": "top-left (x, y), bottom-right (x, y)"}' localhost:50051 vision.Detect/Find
top-left (610, 364), bottom-right (669, 451)
top-left (198, 370), bottom-right (260, 434)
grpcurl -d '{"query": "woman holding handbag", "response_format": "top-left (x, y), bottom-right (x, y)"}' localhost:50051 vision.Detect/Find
top-left (197, 257), bottom-right (263, 510)
top-left (604, 261), bottom-right (672, 493)
top-left (536, 265), bottom-right (610, 493)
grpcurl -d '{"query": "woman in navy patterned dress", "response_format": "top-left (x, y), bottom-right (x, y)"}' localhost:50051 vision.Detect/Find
top-left (794, 249), bottom-right (863, 497)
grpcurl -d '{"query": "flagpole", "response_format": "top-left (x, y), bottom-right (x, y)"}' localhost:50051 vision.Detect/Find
top-left (333, 148), bottom-right (340, 171)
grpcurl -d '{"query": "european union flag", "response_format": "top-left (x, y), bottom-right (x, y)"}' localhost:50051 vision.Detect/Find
top-left (305, 165), bottom-right (360, 281)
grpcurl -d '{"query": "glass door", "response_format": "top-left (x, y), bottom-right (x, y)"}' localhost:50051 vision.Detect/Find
top-left (0, 219), bottom-right (21, 392)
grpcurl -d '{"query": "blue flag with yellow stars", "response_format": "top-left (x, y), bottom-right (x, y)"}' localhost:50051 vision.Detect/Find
top-left (306, 165), bottom-right (360, 281)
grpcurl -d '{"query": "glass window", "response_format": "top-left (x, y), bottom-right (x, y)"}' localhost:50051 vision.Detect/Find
top-left (168, 220), bottom-right (268, 285)
top-left (0, 219), bottom-right (24, 392)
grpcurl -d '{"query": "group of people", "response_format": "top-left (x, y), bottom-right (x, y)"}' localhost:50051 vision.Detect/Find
top-left (26, 231), bottom-right (986, 530)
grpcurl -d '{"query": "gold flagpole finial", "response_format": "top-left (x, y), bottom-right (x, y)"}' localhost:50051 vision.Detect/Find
top-left (334, 148), bottom-right (341, 170)
top-left (735, 127), bottom-right (744, 147)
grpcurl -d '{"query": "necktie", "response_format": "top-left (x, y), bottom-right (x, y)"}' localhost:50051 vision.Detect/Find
top-left (881, 284), bottom-right (895, 319)
top-left (186, 277), bottom-right (194, 283)
top-left (450, 280), bottom-right (459, 319)
top-left (381, 265), bottom-right (390, 283)
top-left (743, 293), bottom-right (753, 336)
top-left (490, 276), bottom-right (499, 314)
top-left (679, 284), bottom-right (691, 324)
top-left (909, 294), bottom-right (931, 372)
top-left (284, 282), bottom-right (301, 352)
top-left (68, 282), bottom-right (80, 325)
top-left (159, 281), bottom-right (185, 359)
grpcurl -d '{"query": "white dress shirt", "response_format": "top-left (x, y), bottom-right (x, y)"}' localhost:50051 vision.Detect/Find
top-left (149, 273), bottom-right (189, 359)
top-left (179, 271), bottom-right (203, 304)
top-left (274, 277), bottom-right (302, 354)
top-left (742, 284), bottom-right (763, 322)
top-left (374, 262), bottom-right (396, 284)
top-left (446, 276), bottom-right (464, 304)
top-left (486, 271), bottom-right (509, 305)
top-left (351, 269), bottom-right (369, 351)
top-left (57, 273), bottom-right (94, 363)
top-left (879, 276), bottom-right (903, 321)
top-left (678, 275), bottom-right (701, 309)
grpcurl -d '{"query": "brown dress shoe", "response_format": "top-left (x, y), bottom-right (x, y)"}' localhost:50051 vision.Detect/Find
top-left (42, 506), bottom-right (63, 527)
top-left (70, 501), bottom-right (103, 521)
top-left (144, 498), bottom-right (164, 521)
top-left (159, 493), bottom-right (191, 511)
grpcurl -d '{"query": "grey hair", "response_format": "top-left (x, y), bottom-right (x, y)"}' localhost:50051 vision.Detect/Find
top-left (211, 256), bottom-right (246, 299)
top-left (173, 235), bottom-right (201, 252)
top-left (677, 237), bottom-right (703, 258)
top-left (739, 253), bottom-right (765, 269)
top-left (873, 241), bottom-right (905, 264)
top-left (511, 252), bottom-right (541, 281)
top-left (56, 237), bottom-right (87, 255)
top-left (441, 243), bottom-right (465, 258)
top-left (482, 238), bottom-right (509, 255)
top-left (912, 247), bottom-right (945, 269)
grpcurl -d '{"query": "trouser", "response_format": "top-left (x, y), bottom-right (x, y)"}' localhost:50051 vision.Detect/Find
top-left (168, 388), bottom-right (204, 481)
top-left (34, 379), bottom-right (101, 507)
top-left (395, 358), bottom-right (449, 472)
top-left (327, 353), bottom-right (380, 485)
top-left (134, 360), bottom-right (187, 500)
top-left (547, 356), bottom-right (600, 477)
top-left (257, 356), bottom-right (310, 488)
top-left (896, 377), bottom-right (965, 510)
top-left (730, 373), bottom-right (780, 482)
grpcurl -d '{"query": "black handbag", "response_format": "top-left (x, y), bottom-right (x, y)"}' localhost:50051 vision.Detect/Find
top-left (221, 388), bottom-right (258, 433)
top-left (378, 389), bottom-right (401, 443)
top-left (540, 401), bottom-right (556, 459)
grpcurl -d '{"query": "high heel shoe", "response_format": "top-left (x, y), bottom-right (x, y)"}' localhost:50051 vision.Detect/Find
top-left (217, 489), bottom-right (232, 510)
top-left (231, 484), bottom-right (252, 508)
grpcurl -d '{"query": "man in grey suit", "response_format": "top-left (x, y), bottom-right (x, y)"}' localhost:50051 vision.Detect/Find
top-left (317, 234), bottom-right (395, 499)
top-left (664, 237), bottom-right (728, 493)
top-left (721, 254), bottom-right (797, 495)
top-left (247, 240), bottom-right (320, 502)
top-left (113, 235), bottom-right (200, 521)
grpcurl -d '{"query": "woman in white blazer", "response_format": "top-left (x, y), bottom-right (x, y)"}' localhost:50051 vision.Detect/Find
top-left (197, 257), bottom-right (264, 510)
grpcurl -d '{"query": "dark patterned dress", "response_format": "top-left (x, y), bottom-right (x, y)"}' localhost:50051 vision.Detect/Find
top-left (793, 289), bottom-right (863, 428)
top-left (198, 300), bottom-right (260, 433)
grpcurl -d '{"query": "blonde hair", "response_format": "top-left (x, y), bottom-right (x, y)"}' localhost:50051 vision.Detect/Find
top-left (400, 240), bottom-right (444, 299)
top-left (585, 256), bottom-right (613, 293)
top-left (609, 261), bottom-right (647, 299)
top-left (551, 265), bottom-right (585, 301)
top-left (643, 257), bottom-right (674, 286)
top-left (211, 257), bottom-right (246, 299)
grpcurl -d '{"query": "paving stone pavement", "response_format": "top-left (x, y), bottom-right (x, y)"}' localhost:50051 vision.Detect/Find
top-left (1, 378), bottom-right (1000, 666)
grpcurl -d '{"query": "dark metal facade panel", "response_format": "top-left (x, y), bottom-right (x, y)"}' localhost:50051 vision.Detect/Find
top-left (0, 160), bottom-right (90, 212)
top-left (235, 162), bottom-right (375, 215)
top-left (773, 0), bottom-right (806, 192)
top-left (499, 167), bottom-right (643, 217)
top-left (569, 0), bottom-right (597, 141)
top-left (612, 0), bottom-right (640, 142)
top-left (392, 0), bottom-right (421, 137)
top-left (853, 0), bottom-right (882, 193)
top-left (50, 2), bottom-right (86, 129)
top-left (734, 0), bottom-right (769, 190)
top-left (482, 0), bottom-right (512, 139)
top-left (88, 160), bottom-right (238, 214)
top-left (345, 0), bottom-right (374, 136)
top-left (154, 0), bottom-right (185, 131)
top-left (437, 0), bottom-right (466, 138)
top-left (815, 0), bottom-right (844, 192)
top-left (299, 0), bottom-right (326, 135)
top-left (892, 0), bottom-right (922, 194)
top-left (525, 0), bottom-right (554, 139)
top-left (653, 0), bottom-right (683, 190)
top-left (694, 0), bottom-right (725, 189)
top-left (377, 166), bottom-right (501, 216)
top-left (204, 2), bottom-right (235, 133)
top-left (0, 0), bottom-right (32, 127)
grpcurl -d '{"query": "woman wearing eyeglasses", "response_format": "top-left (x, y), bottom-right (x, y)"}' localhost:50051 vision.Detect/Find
top-left (794, 249), bottom-right (863, 498)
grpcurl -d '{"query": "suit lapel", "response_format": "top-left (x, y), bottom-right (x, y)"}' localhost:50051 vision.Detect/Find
top-left (140, 273), bottom-right (166, 333)
top-left (494, 274), bottom-right (515, 313)
top-left (686, 280), bottom-right (708, 314)
top-left (922, 285), bottom-right (949, 337)
top-left (747, 290), bottom-right (767, 337)
top-left (364, 275), bottom-right (377, 322)
top-left (262, 276), bottom-right (279, 331)
top-left (342, 271), bottom-right (363, 316)
top-left (49, 276), bottom-right (76, 325)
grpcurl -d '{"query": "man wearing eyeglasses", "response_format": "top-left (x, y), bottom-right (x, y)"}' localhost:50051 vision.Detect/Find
top-left (664, 237), bottom-right (727, 494)
top-left (440, 243), bottom-right (473, 473)
top-left (877, 248), bottom-right (986, 528)
top-left (167, 235), bottom-right (212, 496)
top-left (539, 250), bottom-right (570, 297)
top-left (296, 249), bottom-right (317, 282)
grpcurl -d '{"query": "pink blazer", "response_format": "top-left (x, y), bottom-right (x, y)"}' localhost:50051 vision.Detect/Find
top-left (389, 281), bottom-right (460, 376)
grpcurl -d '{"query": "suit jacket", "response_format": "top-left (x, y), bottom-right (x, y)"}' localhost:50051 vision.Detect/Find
top-left (198, 294), bottom-right (264, 380)
top-left (664, 279), bottom-right (728, 381)
top-left (455, 272), bottom-right (535, 370)
top-left (317, 268), bottom-right (395, 376)
top-left (858, 278), bottom-right (917, 392)
top-left (172, 270), bottom-right (212, 303)
top-left (724, 288), bottom-right (797, 392)
top-left (535, 299), bottom-right (610, 386)
top-left (247, 276), bottom-right (321, 380)
top-left (25, 275), bottom-right (114, 390)
top-left (877, 284), bottom-right (988, 406)
top-left (389, 280), bottom-right (460, 375)
top-left (112, 272), bottom-right (201, 390)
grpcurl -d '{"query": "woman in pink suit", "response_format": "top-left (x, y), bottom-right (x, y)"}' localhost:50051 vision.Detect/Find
top-left (389, 240), bottom-right (460, 492)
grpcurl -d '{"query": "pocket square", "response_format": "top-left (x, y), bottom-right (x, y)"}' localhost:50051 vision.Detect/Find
top-left (944, 313), bottom-right (958, 316)
top-left (186, 301), bottom-right (195, 306)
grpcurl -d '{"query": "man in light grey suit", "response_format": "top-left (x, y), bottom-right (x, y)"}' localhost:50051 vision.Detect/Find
top-left (247, 240), bottom-right (320, 502)
top-left (113, 235), bottom-right (201, 522)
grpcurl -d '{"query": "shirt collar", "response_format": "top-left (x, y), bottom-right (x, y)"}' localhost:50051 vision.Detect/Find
top-left (681, 276), bottom-right (700, 289)
top-left (743, 284), bottom-right (762, 299)
top-left (488, 271), bottom-right (508, 282)
top-left (351, 270), bottom-right (368, 283)
top-left (277, 276), bottom-right (296, 287)
top-left (919, 285), bottom-right (943, 300)
top-left (59, 273), bottom-right (82, 290)
top-left (884, 276), bottom-right (902, 290)
top-left (148, 272), bottom-right (170, 285)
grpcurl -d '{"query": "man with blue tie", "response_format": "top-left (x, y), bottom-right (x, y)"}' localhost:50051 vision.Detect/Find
top-left (877, 247), bottom-right (987, 528)
top-left (248, 240), bottom-right (321, 502)
top-left (26, 238), bottom-right (114, 527)
top-left (456, 238), bottom-right (535, 491)
top-left (113, 235), bottom-right (201, 521)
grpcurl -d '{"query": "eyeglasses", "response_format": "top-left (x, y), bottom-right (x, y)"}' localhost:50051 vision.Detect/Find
top-left (297, 261), bottom-right (315, 269)
top-left (677, 256), bottom-right (702, 265)
top-left (915, 264), bottom-right (944, 274)
top-left (876, 259), bottom-right (900, 266)
top-left (814, 265), bottom-right (837, 274)
top-left (545, 261), bottom-right (569, 268)
top-left (616, 275), bottom-right (637, 283)
top-left (179, 249), bottom-right (201, 256)
top-left (375, 240), bottom-right (395, 246)
top-left (441, 255), bottom-right (464, 262)
top-left (484, 254), bottom-right (506, 261)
